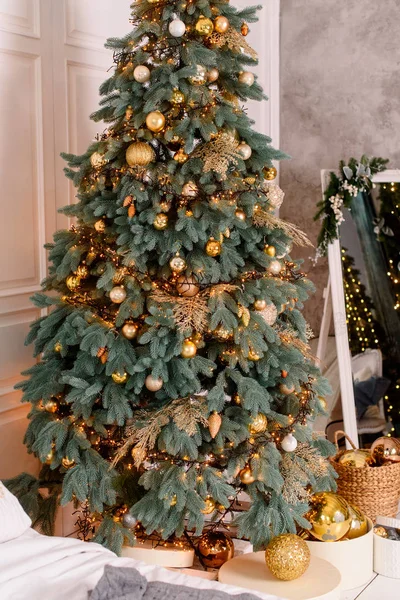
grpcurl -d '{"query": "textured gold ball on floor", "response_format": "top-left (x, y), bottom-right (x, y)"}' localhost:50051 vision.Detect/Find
top-left (265, 534), bottom-right (310, 581)
top-left (197, 532), bottom-right (234, 568)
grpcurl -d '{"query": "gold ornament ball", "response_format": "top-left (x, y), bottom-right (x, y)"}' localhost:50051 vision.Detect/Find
top-left (44, 400), bottom-right (58, 413)
top-left (112, 371), bottom-right (128, 384)
top-left (146, 111), bottom-right (166, 133)
top-left (371, 436), bottom-right (400, 464)
top-left (374, 526), bottom-right (388, 538)
top-left (90, 152), bottom-right (105, 168)
top-left (238, 71), bottom-right (255, 86)
top-left (170, 255), bottom-right (186, 273)
top-left (265, 534), bottom-right (310, 581)
top-left (122, 321), bottom-right (139, 340)
top-left (206, 239), bottom-right (222, 257)
top-left (133, 64), bottom-right (151, 83)
top-left (145, 374), bottom-right (163, 392)
top-left (279, 383), bottom-right (295, 395)
top-left (76, 264), bottom-right (90, 279)
top-left (66, 275), bottom-right (81, 291)
top-left (54, 342), bottom-right (62, 353)
top-left (201, 496), bottom-right (216, 515)
top-left (182, 181), bottom-right (198, 197)
top-left (195, 16), bottom-right (214, 36)
top-left (153, 213), bottom-right (169, 230)
top-left (254, 299), bottom-right (267, 311)
top-left (248, 348), bottom-right (261, 361)
top-left (176, 275), bottom-right (200, 297)
top-left (235, 209), bottom-right (246, 221)
top-left (238, 142), bottom-right (252, 160)
top-left (171, 89), bottom-right (185, 105)
top-left (347, 505), bottom-right (368, 540)
top-left (207, 68), bottom-right (219, 83)
top-left (214, 15), bottom-right (230, 33)
top-left (338, 449), bottom-right (371, 468)
top-left (110, 286), bottom-right (127, 304)
top-left (264, 245), bottom-right (276, 257)
top-left (126, 142), bottom-right (155, 166)
top-left (174, 148), bottom-right (189, 163)
top-left (306, 492), bottom-right (351, 542)
top-left (239, 465), bottom-right (255, 485)
top-left (61, 457), bottom-right (75, 470)
top-left (189, 65), bottom-right (207, 85)
top-left (249, 413), bottom-right (268, 434)
top-left (263, 166), bottom-right (278, 180)
top-left (198, 532), bottom-right (234, 568)
top-left (94, 219), bottom-right (106, 233)
top-left (181, 339), bottom-right (197, 358)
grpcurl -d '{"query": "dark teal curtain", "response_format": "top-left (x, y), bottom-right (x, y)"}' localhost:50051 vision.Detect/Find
top-left (349, 191), bottom-right (400, 362)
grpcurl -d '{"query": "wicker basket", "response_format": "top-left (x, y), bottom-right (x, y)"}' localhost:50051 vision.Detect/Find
top-left (330, 431), bottom-right (400, 522)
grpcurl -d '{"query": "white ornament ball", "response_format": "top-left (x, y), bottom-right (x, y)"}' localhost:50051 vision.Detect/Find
top-left (238, 143), bottom-right (252, 160)
top-left (261, 304), bottom-right (278, 326)
top-left (182, 181), bottom-right (198, 197)
top-left (281, 433), bottom-right (298, 452)
top-left (265, 182), bottom-right (285, 209)
top-left (279, 383), bottom-right (295, 395)
top-left (239, 71), bottom-right (255, 86)
top-left (145, 375), bottom-right (163, 392)
top-left (268, 260), bottom-right (282, 275)
top-left (133, 65), bottom-right (151, 83)
top-left (169, 19), bottom-right (186, 37)
top-left (110, 286), bottom-right (127, 304)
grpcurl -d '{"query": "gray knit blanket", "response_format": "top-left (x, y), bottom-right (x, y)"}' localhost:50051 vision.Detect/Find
top-left (91, 565), bottom-right (260, 600)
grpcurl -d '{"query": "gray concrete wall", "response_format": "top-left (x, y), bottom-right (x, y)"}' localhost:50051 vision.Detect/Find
top-left (279, 0), bottom-right (400, 334)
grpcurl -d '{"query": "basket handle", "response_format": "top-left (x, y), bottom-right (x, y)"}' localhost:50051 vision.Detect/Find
top-left (334, 430), bottom-right (357, 451)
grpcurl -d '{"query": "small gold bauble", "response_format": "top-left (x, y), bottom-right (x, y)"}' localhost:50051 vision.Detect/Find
top-left (214, 15), bottom-right (230, 33)
top-left (233, 393), bottom-right (242, 406)
top-left (45, 450), bottom-right (54, 465)
top-left (207, 68), bottom-right (219, 83)
top-left (195, 16), bottom-right (214, 36)
top-left (254, 299), bottom-right (267, 311)
top-left (337, 449), bottom-right (370, 468)
top-left (239, 465), bottom-right (255, 485)
top-left (279, 383), bottom-right (295, 395)
top-left (94, 219), bottom-right (106, 233)
top-left (153, 213), bottom-right (168, 230)
top-left (169, 255), bottom-right (186, 273)
top-left (171, 89), bottom-right (185, 105)
top-left (66, 275), bottom-right (81, 291)
top-left (189, 65), bottom-right (207, 85)
top-left (206, 239), bottom-right (222, 257)
top-left (90, 152), bottom-right (105, 168)
top-left (126, 142), bottom-right (155, 166)
top-left (76, 264), bottom-right (90, 279)
top-left (174, 148), bottom-right (189, 163)
top-left (191, 332), bottom-right (203, 347)
top-left (374, 526), bottom-right (388, 538)
top-left (264, 245), bottom-right (276, 257)
top-left (265, 534), bottom-right (310, 581)
top-left (248, 348), bottom-right (261, 361)
top-left (122, 321), bottom-right (139, 340)
top-left (170, 495), bottom-right (177, 507)
top-left (198, 532), bottom-right (234, 568)
top-left (61, 457), bottom-right (75, 470)
top-left (112, 371), bottom-right (128, 384)
top-left (306, 492), bottom-right (351, 542)
top-left (182, 181), bottom-right (198, 197)
top-left (176, 275), bottom-right (200, 297)
top-left (54, 342), bottom-right (62, 353)
top-left (241, 23), bottom-right (249, 36)
top-left (235, 209), bottom-right (246, 221)
top-left (110, 286), bottom-right (127, 304)
top-left (347, 505), bottom-right (368, 540)
top-left (146, 111), bottom-right (166, 133)
top-left (145, 374), bottom-right (163, 392)
top-left (201, 496), bottom-right (216, 515)
top-left (44, 400), bottom-right (57, 413)
top-left (181, 339), bottom-right (197, 358)
top-left (263, 166), bottom-right (278, 180)
top-left (249, 413), bottom-right (268, 434)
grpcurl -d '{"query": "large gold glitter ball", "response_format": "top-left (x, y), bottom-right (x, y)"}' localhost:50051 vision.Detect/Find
top-left (146, 111), bottom-right (166, 132)
top-left (263, 166), bottom-right (278, 180)
top-left (214, 15), bottom-right (230, 33)
top-left (170, 255), bottom-right (187, 273)
top-left (306, 492), bottom-right (351, 542)
top-left (153, 213), bottom-right (168, 230)
top-left (265, 534), bottom-right (310, 581)
top-left (239, 465), bottom-right (255, 485)
top-left (198, 532), bottom-right (234, 568)
top-left (206, 239), bottom-right (222, 257)
top-left (170, 89), bottom-right (185, 105)
top-left (126, 142), bottom-right (155, 166)
top-left (249, 413), bottom-right (268, 434)
top-left (181, 339), bottom-right (197, 358)
top-left (112, 371), bottom-right (128, 384)
top-left (195, 16), bottom-right (214, 36)
top-left (347, 504), bottom-right (368, 540)
top-left (66, 275), bottom-right (81, 291)
top-left (201, 496), bottom-right (216, 515)
top-left (338, 448), bottom-right (370, 468)
top-left (176, 275), bottom-right (200, 297)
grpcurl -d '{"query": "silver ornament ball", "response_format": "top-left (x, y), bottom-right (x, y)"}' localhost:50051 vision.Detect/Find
top-left (238, 143), bottom-right (252, 160)
top-left (122, 513), bottom-right (138, 529)
top-left (281, 433), bottom-right (298, 452)
top-left (169, 19), bottom-right (186, 37)
top-left (268, 260), bottom-right (282, 275)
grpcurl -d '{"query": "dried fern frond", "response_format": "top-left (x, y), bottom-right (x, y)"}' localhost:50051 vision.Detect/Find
top-left (192, 133), bottom-right (242, 180)
top-left (281, 443), bottom-right (329, 505)
top-left (278, 327), bottom-right (317, 363)
top-left (253, 208), bottom-right (313, 247)
top-left (208, 29), bottom-right (258, 60)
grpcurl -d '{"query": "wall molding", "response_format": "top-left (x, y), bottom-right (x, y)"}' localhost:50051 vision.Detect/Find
top-left (0, 0), bottom-right (40, 39)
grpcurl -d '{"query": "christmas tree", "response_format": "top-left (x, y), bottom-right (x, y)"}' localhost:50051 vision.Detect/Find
top-left (7, 0), bottom-right (335, 554)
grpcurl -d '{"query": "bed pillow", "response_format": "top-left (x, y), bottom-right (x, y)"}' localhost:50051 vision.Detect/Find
top-left (0, 481), bottom-right (31, 543)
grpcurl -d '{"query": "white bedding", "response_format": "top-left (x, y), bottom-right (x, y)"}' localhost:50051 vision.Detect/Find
top-left (0, 528), bottom-right (282, 600)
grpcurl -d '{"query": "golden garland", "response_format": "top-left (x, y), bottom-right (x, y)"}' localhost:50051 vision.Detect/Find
top-left (253, 207), bottom-right (313, 248)
top-left (192, 133), bottom-right (242, 180)
top-left (278, 327), bottom-right (317, 363)
top-left (208, 28), bottom-right (258, 60)
top-left (281, 443), bottom-right (329, 505)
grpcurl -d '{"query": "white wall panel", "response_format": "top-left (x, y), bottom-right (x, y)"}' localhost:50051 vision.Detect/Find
top-left (65, 0), bottom-right (129, 51)
top-left (0, 0), bottom-right (40, 38)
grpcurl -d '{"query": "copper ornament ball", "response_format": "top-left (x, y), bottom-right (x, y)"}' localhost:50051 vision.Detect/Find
top-left (214, 15), bottom-right (230, 33)
top-left (198, 532), bottom-right (234, 568)
top-left (145, 374), bottom-right (163, 392)
top-left (176, 275), bottom-right (200, 297)
top-left (265, 534), bottom-right (310, 581)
